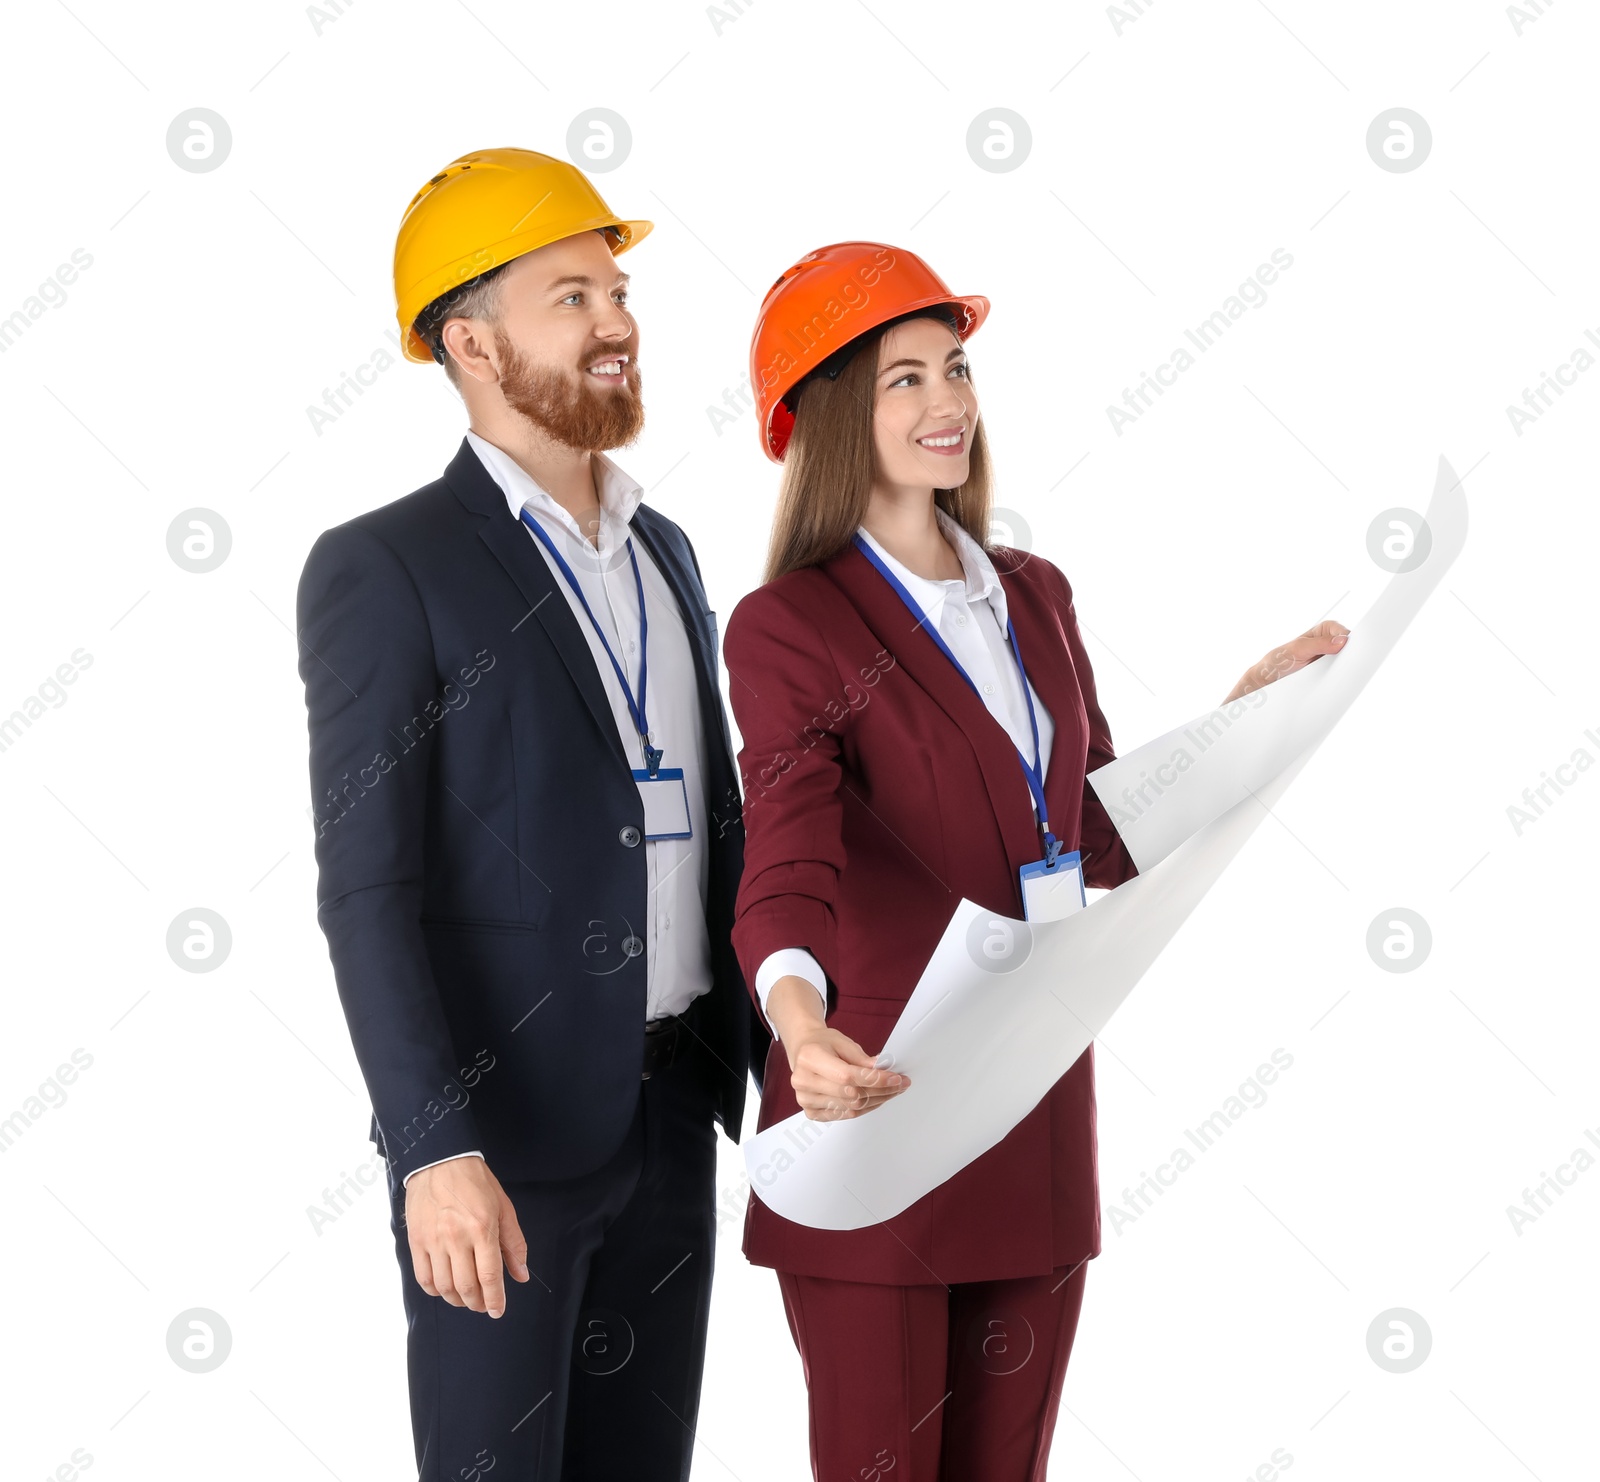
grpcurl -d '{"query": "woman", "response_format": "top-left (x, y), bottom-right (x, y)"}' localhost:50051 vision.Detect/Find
top-left (724, 241), bottom-right (1346, 1480)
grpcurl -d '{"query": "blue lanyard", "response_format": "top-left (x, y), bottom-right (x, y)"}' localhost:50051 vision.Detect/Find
top-left (852, 533), bottom-right (1060, 866)
top-left (520, 508), bottom-right (663, 776)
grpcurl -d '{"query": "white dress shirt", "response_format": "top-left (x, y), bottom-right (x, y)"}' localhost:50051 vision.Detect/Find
top-left (753, 506), bottom-right (1055, 1036)
top-left (405, 430), bottom-right (714, 1184)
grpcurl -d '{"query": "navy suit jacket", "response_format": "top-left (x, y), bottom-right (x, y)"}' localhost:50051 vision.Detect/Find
top-left (296, 437), bottom-right (762, 1183)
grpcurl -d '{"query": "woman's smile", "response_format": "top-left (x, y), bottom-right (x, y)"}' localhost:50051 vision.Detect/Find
top-left (916, 426), bottom-right (967, 455)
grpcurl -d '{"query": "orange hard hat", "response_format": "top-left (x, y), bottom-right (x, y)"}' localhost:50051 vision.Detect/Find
top-left (749, 241), bottom-right (990, 462)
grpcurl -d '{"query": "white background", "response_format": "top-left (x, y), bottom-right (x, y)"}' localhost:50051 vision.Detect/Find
top-left (2, 1), bottom-right (1595, 1478)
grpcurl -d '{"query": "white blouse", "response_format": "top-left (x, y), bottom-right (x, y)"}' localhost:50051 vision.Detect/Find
top-left (753, 507), bottom-right (1055, 1035)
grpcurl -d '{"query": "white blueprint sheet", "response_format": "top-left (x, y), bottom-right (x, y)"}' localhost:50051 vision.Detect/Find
top-left (744, 456), bottom-right (1468, 1230)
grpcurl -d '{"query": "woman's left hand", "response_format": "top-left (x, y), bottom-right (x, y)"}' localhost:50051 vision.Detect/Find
top-left (1223, 619), bottom-right (1350, 703)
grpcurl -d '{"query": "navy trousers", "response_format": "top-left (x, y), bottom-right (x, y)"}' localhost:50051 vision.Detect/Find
top-left (385, 1034), bottom-right (720, 1481)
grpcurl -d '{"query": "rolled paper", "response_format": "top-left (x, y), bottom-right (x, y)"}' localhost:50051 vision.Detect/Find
top-left (745, 457), bottom-right (1467, 1230)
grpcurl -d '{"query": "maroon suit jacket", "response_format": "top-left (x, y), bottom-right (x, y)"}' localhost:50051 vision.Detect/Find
top-left (723, 537), bottom-right (1139, 1286)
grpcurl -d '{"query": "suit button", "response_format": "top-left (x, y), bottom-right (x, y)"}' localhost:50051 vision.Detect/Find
top-left (619, 825), bottom-right (641, 847)
top-left (622, 935), bottom-right (643, 957)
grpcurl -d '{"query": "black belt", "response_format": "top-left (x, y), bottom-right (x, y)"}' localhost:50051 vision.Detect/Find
top-left (642, 996), bottom-right (705, 1080)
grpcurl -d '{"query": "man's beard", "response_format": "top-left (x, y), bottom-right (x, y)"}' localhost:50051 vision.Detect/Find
top-left (495, 331), bottom-right (645, 453)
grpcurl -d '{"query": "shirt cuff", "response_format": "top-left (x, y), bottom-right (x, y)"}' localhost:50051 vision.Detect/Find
top-left (754, 949), bottom-right (829, 1041)
top-left (401, 1150), bottom-right (484, 1187)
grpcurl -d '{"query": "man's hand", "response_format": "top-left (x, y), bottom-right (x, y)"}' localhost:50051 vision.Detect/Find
top-left (404, 1156), bottom-right (530, 1318)
top-left (1224, 619), bottom-right (1350, 703)
top-left (766, 974), bottom-right (910, 1121)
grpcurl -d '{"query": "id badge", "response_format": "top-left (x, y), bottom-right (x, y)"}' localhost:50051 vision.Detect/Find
top-left (1019, 849), bottom-right (1085, 923)
top-left (632, 767), bottom-right (692, 840)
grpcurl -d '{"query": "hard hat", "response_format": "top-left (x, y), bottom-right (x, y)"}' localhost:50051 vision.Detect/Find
top-left (393, 147), bottom-right (653, 364)
top-left (750, 241), bottom-right (990, 462)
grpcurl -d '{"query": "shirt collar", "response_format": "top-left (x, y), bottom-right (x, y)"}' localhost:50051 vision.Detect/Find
top-left (465, 429), bottom-right (644, 557)
top-left (856, 505), bottom-right (1008, 630)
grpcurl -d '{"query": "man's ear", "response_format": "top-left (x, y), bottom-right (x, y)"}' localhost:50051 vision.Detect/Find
top-left (442, 317), bottom-right (500, 386)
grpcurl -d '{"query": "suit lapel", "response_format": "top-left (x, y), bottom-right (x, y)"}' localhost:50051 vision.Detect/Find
top-left (629, 510), bottom-right (737, 790)
top-left (826, 543), bottom-right (1046, 875)
top-left (995, 553), bottom-right (1089, 852)
top-left (445, 440), bottom-right (628, 772)
top-left (628, 511), bottom-right (718, 713)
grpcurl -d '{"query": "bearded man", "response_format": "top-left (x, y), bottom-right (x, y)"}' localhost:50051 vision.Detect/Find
top-left (295, 149), bottom-right (762, 1482)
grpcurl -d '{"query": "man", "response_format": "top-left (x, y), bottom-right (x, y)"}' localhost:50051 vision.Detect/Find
top-left (296, 148), bottom-right (763, 1482)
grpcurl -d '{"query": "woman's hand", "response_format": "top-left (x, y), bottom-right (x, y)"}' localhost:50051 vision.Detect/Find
top-left (1223, 619), bottom-right (1350, 703)
top-left (766, 974), bottom-right (911, 1121)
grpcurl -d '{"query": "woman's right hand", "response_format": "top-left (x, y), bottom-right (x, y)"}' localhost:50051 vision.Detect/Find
top-left (766, 974), bottom-right (912, 1121)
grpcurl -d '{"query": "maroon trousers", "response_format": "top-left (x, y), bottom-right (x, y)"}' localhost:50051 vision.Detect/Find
top-left (775, 1258), bottom-right (1090, 1481)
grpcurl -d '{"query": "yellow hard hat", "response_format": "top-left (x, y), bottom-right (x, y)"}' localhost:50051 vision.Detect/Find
top-left (393, 147), bottom-right (653, 364)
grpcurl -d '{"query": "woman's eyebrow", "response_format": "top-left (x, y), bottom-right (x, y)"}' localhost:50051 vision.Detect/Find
top-left (879, 346), bottom-right (966, 375)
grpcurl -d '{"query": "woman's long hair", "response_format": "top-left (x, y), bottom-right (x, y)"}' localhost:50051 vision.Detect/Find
top-left (762, 308), bottom-right (995, 584)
